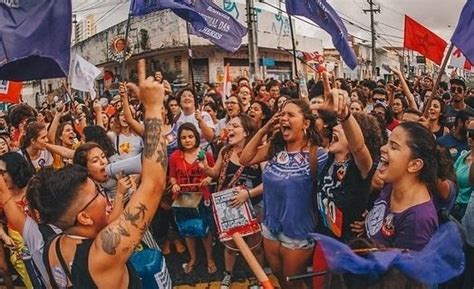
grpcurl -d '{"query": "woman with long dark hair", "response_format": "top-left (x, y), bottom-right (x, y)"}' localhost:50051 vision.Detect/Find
top-left (200, 114), bottom-right (264, 288)
top-left (240, 99), bottom-right (327, 289)
top-left (168, 123), bottom-right (216, 274)
top-left (365, 122), bottom-right (439, 251)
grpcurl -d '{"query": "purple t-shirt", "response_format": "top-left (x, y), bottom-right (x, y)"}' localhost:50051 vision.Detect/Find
top-left (365, 184), bottom-right (438, 251)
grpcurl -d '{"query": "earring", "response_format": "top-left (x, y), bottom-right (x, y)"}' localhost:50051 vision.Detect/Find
top-left (303, 128), bottom-right (307, 138)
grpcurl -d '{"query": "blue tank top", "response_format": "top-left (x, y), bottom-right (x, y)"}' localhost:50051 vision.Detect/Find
top-left (262, 149), bottom-right (327, 240)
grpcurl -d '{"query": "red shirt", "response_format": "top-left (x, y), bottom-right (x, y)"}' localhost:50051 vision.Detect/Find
top-left (169, 150), bottom-right (214, 199)
top-left (386, 119), bottom-right (400, 131)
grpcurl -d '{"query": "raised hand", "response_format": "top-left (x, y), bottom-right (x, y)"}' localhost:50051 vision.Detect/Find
top-left (321, 72), bottom-right (350, 120)
top-left (126, 59), bottom-right (164, 111)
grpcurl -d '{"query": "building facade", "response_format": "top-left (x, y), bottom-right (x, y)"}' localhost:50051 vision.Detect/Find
top-left (71, 0), bottom-right (323, 94)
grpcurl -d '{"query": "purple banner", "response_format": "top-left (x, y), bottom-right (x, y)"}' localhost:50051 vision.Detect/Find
top-left (189, 0), bottom-right (247, 53)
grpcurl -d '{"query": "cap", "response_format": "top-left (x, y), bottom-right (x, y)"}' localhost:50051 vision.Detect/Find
top-left (450, 78), bottom-right (466, 91)
top-left (110, 95), bottom-right (121, 104)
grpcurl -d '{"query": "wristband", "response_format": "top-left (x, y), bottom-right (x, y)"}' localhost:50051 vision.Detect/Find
top-left (246, 188), bottom-right (252, 199)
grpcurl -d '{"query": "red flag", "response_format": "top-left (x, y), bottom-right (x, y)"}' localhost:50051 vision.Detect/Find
top-left (404, 15), bottom-right (447, 65)
top-left (0, 81), bottom-right (22, 104)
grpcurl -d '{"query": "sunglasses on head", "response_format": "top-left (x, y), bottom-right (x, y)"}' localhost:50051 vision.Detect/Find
top-left (451, 86), bottom-right (464, 94)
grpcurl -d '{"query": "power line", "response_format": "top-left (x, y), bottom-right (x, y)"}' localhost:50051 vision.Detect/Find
top-left (377, 21), bottom-right (403, 32)
top-left (73, 0), bottom-right (128, 13)
top-left (74, 2), bottom-right (126, 44)
top-left (351, 0), bottom-right (365, 11)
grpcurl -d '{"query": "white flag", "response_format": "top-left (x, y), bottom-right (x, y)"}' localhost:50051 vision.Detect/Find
top-left (450, 48), bottom-right (466, 69)
top-left (69, 53), bottom-right (102, 99)
top-left (222, 63), bottom-right (232, 103)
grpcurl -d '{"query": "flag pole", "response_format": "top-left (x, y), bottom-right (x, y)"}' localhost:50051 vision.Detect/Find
top-left (120, 1), bottom-right (134, 81)
top-left (287, 14), bottom-right (299, 77)
top-left (432, 43), bottom-right (454, 99)
top-left (287, 13), bottom-right (300, 95)
top-left (186, 22), bottom-right (196, 91)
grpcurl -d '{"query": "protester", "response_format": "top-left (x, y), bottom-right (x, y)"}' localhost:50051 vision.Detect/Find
top-left (169, 123), bottom-right (216, 275)
top-left (200, 114), bottom-right (263, 288)
top-left (175, 88), bottom-right (215, 149)
top-left (452, 120), bottom-right (474, 221)
top-left (424, 96), bottom-right (449, 139)
top-left (437, 110), bottom-right (470, 160)
top-left (240, 99), bottom-right (327, 289)
top-left (0, 153), bottom-right (35, 288)
top-left (27, 59), bottom-right (167, 288)
top-left (365, 122), bottom-right (439, 251)
top-left (237, 85), bottom-right (253, 113)
top-left (445, 78), bottom-right (474, 128)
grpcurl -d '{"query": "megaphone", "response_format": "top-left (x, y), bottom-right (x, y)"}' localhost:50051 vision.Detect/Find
top-left (106, 153), bottom-right (142, 177)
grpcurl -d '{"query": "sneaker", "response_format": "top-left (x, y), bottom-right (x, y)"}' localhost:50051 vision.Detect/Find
top-left (220, 271), bottom-right (232, 289)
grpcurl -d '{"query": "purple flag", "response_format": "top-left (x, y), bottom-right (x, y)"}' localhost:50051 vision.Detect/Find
top-left (188, 0), bottom-right (247, 53)
top-left (311, 222), bottom-right (465, 284)
top-left (285, 0), bottom-right (357, 70)
top-left (131, 0), bottom-right (206, 31)
top-left (451, 0), bottom-right (474, 64)
top-left (0, 0), bottom-right (72, 81)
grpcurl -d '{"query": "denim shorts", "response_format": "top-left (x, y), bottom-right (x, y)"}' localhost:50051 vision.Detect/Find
top-left (261, 224), bottom-right (314, 250)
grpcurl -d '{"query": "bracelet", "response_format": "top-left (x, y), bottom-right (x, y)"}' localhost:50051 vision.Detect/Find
top-left (1, 196), bottom-right (13, 207)
top-left (246, 188), bottom-right (252, 199)
top-left (338, 110), bottom-right (351, 122)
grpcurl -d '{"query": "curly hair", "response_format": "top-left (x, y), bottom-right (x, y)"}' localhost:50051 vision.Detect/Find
top-left (9, 104), bottom-right (37, 128)
top-left (0, 152), bottom-right (34, 189)
top-left (352, 113), bottom-right (383, 161)
top-left (83, 126), bottom-right (116, 158)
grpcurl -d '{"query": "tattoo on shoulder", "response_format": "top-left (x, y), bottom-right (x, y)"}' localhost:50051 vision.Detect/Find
top-left (99, 226), bottom-right (122, 255)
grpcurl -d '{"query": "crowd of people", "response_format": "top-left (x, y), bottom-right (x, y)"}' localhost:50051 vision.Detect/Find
top-left (0, 59), bottom-right (470, 289)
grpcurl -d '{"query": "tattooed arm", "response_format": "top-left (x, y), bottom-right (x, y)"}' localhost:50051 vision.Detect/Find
top-left (91, 59), bottom-right (167, 277)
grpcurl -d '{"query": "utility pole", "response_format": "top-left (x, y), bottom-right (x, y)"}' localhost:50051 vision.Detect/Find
top-left (246, 0), bottom-right (260, 81)
top-left (363, 0), bottom-right (380, 79)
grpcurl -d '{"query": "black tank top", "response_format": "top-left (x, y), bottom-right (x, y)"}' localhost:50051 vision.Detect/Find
top-left (46, 236), bottom-right (142, 289)
top-left (221, 160), bottom-right (263, 205)
top-left (72, 239), bottom-right (142, 289)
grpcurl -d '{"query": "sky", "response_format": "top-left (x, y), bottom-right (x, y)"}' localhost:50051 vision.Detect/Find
top-left (72, 0), bottom-right (466, 48)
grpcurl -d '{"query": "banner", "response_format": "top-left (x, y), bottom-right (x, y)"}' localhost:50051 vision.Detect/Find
top-left (0, 81), bottom-right (22, 104)
top-left (70, 54), bottom-right (102, 100)
top-left (131, 0), bottom-right (206, 31)
top-left (286, 0), bottom-right (358, 70)
top-left (0, 0), bottom-right (72, 80)
top-left (188, 0), bottom-right (247, 53)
